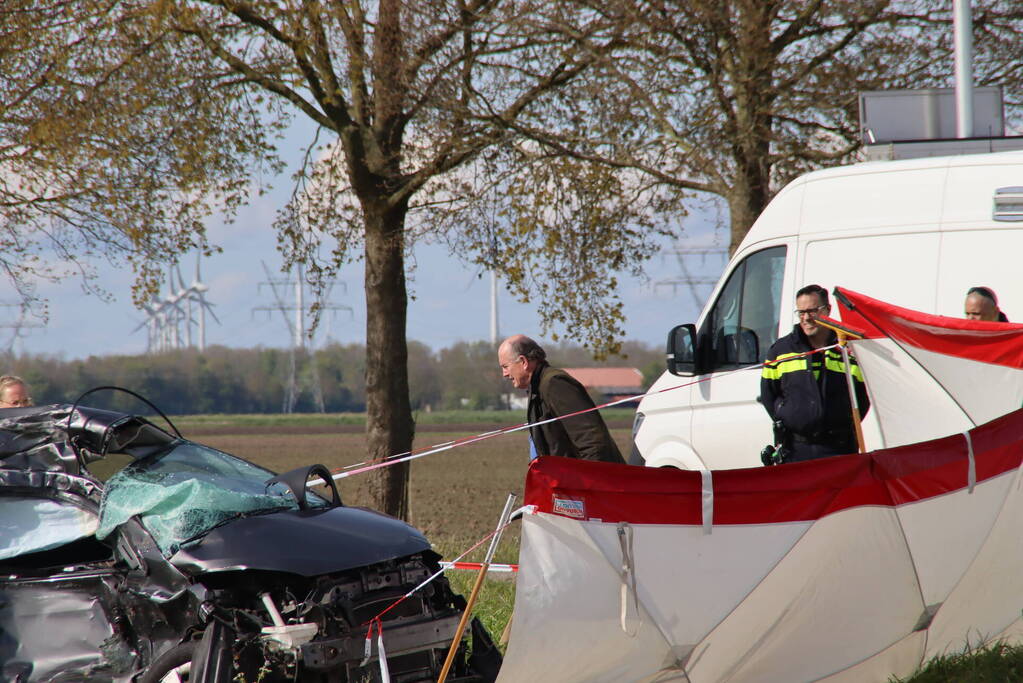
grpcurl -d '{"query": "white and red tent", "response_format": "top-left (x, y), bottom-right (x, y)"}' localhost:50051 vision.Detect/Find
top-left (498, 290), bottom-right (1023, 683)
top-left (835, 286), bottom-right (1023, 449)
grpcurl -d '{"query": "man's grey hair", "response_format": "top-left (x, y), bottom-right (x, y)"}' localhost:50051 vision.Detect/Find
top-left (506, 336), bottom-right (547, 363)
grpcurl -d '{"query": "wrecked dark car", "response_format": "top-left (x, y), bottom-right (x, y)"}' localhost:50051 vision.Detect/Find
top-left (0, 403), bottom-right (500, 682)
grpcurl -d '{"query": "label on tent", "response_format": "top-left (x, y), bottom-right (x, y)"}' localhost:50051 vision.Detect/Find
top-left (552, 497), bottom-right (586, 519)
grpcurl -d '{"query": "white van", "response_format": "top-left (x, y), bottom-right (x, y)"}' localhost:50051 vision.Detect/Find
top-left (631, 150), bottom-right (1023, 470)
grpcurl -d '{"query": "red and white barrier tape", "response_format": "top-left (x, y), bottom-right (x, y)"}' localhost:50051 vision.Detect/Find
top-left (441, 561), bottom-right (519, 573)
top-left (319, 345), bottom-right (838, 484)
top-left (361, 506), bottom-right (531, 626)
top-left (360, 617), bottom-right (390, 682)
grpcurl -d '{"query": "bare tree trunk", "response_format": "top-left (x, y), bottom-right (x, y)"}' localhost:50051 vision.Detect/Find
top-left (726, 150), bottom-right (771, 255)
top-left (363, 196), bottom-right (414, 520)
top-left (725, 2), bottom-right (775, 255)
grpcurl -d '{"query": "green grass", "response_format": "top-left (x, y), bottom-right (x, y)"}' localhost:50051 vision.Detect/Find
top-left (432, 532), bottom-right (520, 653)
top-left (171, 412), bottom-right (367, 428)
top-left (893, 642), bottom-right (1023, 682)
top-left (446, 572), bottom-right (517, 650)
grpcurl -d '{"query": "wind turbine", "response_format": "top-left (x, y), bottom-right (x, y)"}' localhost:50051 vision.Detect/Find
top-left (132, 252), bottom-right (219, 352)
top-left (187, 253), bottom-right (219, 351)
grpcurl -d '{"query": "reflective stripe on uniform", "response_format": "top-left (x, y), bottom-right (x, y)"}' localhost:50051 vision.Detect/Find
top-left (824, 349), bottom-right (865, 381)
top-left (764, 349), bottom-right (865, 383)
top-left (762, 352), bottom-right (807, 379)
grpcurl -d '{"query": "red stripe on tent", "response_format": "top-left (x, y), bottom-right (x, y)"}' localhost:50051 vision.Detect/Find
top-left (525, 408), bottom-right (1023, 526)
top-left (836, 287), bottom-right (1023, 368)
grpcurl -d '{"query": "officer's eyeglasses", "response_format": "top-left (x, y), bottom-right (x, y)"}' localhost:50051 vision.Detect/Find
top-left (794, 306), bottom-right (827, 319)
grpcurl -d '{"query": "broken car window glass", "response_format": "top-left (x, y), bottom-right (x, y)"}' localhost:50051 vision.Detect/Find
top-left (97, 441), bottom-right (328, 555)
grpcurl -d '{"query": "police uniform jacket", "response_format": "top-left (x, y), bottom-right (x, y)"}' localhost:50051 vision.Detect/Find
top-left (760, 326), bottom-right (869, 443)
top-left (527, 362), bottom-right (625, 463)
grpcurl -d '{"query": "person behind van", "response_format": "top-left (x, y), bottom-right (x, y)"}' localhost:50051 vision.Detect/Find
top-left (759, 285), bottom-right (869, 463)
top-left (964, 286), bottom-right (1008, 322)
top-left (498, 334), bottom-right (624, 464)
top-left (0, 376), bottom-right (32, 408)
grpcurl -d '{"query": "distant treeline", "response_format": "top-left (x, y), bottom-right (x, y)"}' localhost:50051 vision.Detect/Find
top-left (4, 340), bottom-right (664, 415)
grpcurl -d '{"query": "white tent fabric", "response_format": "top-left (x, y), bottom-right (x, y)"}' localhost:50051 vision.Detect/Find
top-left (500, 422), bottom-right (1023, 682)
top-left (499, 291), bottom-right (1023, 682)
top-left (836, 287), bottom-right (1023, 448)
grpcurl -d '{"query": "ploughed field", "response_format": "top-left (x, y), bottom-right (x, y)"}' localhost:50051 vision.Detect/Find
top-left (176, 412), bottom-right (635, 645)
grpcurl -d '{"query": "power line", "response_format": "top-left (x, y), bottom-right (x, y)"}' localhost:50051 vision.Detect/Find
top-left (252, 261), bottom-right (352, 413)
top-left (0, 302), bottom-right (45, 355)
top-left (654, 244), bottom-right (729, 310)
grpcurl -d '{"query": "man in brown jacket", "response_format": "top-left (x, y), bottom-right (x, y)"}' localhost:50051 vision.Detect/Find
top-left (498, 335), bottom-right (624, 464)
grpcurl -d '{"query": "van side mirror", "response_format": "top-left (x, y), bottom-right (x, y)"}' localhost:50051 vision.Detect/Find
top-left (667, 324), bottom-right (699, 376)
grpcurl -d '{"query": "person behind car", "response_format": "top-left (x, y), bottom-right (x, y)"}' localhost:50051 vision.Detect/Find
top-left (498, 334), bottom-right (624, 464)
top-left (760, 285), bottom-right (869, 463)
top-left (964, 286), bottom-right (1008, 322)
top-left (0, 375), bottom-right (32, 408)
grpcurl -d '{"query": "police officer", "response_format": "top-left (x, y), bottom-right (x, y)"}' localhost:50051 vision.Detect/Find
top-left (760, 285), bottom-right (869, 463)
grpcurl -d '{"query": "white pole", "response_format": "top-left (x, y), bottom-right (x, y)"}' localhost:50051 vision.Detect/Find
top-left (954, 0), bottom-right (973, 139)
top-left (295, 263), bottom-right (305, 349)
top-left (199, 305), bottom-right (206, 352)
top-left (185, 293), bottom-right (193, 349)
top-left (489, 271), bottom-right (499, 345)
top-left (197, 254), bottom-right (206, 352)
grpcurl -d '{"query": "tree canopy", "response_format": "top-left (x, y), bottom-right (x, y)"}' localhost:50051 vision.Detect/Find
top-left (504, 0), bottom-right (1023, 251)
top-left (0, 1), bottom-right (285, 307)
top-left (1, 0), bottom-right (671, 516)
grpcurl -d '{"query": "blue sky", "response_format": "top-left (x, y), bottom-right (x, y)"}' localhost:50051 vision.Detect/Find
top-left (9, 125), bottom-right (729, 361)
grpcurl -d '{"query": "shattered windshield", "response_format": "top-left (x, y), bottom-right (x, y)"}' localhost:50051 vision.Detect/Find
top-left (97, 441), bottom-right (327, 556)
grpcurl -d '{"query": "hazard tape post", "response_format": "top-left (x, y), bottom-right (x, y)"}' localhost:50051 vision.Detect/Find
top-left (441, 561), bottom-right (518, 573)
top-left (437, 493), bottom-right (518, 683)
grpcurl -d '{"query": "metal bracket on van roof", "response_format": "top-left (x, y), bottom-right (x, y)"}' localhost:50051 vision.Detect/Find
top-left (994, 187), bottom-right (1023, 222)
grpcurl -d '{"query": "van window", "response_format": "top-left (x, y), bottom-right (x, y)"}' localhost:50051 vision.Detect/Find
top-left (700, 246), bottom-right (786, 369)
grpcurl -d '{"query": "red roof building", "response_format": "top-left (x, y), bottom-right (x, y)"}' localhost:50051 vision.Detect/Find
top-left (562, 367), bottom-right (644, 403)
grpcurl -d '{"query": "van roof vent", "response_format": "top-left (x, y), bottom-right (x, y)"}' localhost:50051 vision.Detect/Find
top-left (993, 187), bottom-right (1023, 223)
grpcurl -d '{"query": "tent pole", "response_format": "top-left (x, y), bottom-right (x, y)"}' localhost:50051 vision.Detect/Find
top-left (837, 331), bottom-right (867, 454)
top-left (815, 317), bottom-right (868, 454)
top-left (438, 493), bottom-right (517, 683)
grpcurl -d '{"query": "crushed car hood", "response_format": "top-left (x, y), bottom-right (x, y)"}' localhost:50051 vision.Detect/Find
top-left (170, 505), bottom-right (432, 576)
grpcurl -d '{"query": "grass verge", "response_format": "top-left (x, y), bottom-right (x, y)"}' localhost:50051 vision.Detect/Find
top-left (893, 641), bottom-right (1023, 682)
